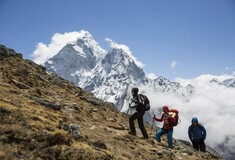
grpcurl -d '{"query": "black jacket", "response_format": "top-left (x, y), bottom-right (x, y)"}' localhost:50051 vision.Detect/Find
top-left (131, 94), bottom-right (145, 111)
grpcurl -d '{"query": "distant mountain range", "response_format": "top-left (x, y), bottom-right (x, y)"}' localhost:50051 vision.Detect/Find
top-left (44, 31), bottom-right (194, 110)
top-left (210, 78), bottom-right (235, 88)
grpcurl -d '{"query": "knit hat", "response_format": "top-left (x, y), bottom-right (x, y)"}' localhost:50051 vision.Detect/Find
top-left (191, 117), bottom-right (198, 123)
top-left (162, 106), bottom-right (169, 112)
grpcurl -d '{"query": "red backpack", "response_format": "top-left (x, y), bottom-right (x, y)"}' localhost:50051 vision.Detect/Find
top-left (169, 109), bottom-right (180, 126)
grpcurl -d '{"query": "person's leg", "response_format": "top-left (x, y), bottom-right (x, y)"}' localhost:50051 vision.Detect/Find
top-left (167, 129), bottom-right (173, 148)
top-left (129, 112), bottom-right (138, 134)
top-left (199, 140), bottom-right (206, 152)
top-left (156, 128), bottom-right (165, 142)
top-left (137, 111), bottom-right (148, 138)
top-left (192, 141), bottom-right (199, 151)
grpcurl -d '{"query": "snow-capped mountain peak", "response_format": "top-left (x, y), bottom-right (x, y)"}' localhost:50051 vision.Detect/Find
top-left (70, 30), bottom-right (106, 59)
top-left (44, 32), bottom-right (194, 109)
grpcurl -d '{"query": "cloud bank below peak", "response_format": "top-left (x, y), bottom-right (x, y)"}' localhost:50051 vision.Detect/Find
top-left (154, 74), bottom-right (235, 158)
top-left (175, 74), bottom-right (235, 86)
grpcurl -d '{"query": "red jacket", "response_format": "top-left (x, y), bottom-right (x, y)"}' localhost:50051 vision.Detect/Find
top-left (155, 113), bottom-right (176, 130)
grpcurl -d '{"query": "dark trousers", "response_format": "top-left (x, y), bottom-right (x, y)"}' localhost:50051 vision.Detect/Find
top-left (129, 111), bottom-right (148, 138)
top-left (192, 140), bottom-right (206, 152)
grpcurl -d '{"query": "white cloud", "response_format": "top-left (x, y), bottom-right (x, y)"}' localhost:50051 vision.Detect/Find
top-left (31, 30), bottom-right (90, 64)
top-left (232, 71), bottom-right (235, 76)
top-left (159, 75), bottom-right (235, 156)
top-left (170, 60), bottom-right (178, 69)
top-left (124, 74), bottom-right (235, 156)
top-left (176, 74), bottom-right (234, 86)
top-left (146, 73), bottom-right (157, 80)
top-left (32, 31), bottom-right (144, 68)
top-left (225, 67), bottom-right (230, 70)
top-left (105, 38), bottom-right (144, 68)
top-left (195, 74), bottom-right (234, 82)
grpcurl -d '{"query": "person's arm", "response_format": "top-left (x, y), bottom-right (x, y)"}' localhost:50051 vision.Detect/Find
top-left (129, 99), bottom-right (138, 108)
top-left (129, 105), bottom-right (137, 109)
top-left (133, 95), bottom-right (144, 106)
top-left (201, 125), bottom-right (207, 140)
top-left (154, 114), bottom-right (163, 122)
top-left (188, 126), bottom-right (193, 141)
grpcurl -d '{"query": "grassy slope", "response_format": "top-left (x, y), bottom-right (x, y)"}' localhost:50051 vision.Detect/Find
top-left (0, 48), bottom-right (220, 160)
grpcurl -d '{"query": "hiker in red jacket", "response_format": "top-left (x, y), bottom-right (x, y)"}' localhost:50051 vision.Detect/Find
top-left (154, 106), bottom-right (176, 148)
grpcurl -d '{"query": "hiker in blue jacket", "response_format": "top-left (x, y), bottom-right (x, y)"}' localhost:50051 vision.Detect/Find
top-left (188, 117), bottom-right (207, 152)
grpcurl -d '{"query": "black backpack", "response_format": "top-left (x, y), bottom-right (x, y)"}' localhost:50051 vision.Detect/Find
top-left (139, 94), bottom-right (150, 111)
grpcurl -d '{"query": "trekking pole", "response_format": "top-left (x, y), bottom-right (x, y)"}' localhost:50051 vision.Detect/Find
top-left (150, 115), bottom-right (155, 137)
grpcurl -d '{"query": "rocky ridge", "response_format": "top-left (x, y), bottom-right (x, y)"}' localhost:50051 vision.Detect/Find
top-left (210, 78), bottom-right (235, 88)
top-left (0, 44), bottom-right (221, 159)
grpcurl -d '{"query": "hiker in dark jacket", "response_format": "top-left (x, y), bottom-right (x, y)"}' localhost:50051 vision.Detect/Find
top-left (128, 87), bottom-right (148, 139)
top-left (188, 117), bottom-right (207, 152)
top-left (154, 105), bottom-right (176, 148)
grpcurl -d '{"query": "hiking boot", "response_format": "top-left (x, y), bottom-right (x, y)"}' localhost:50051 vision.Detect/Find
top-left (128, 131), bottom-right (136, 136)
top-left (150, 140), bottom-right (155, 145)
top-left (150, 134), bottom-right (156, 138)
top-left (169, 146), bottom-right (174, 149)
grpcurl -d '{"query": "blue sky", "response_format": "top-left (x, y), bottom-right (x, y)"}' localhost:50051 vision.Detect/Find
top-left (1, 0), bottom-right (235, 80)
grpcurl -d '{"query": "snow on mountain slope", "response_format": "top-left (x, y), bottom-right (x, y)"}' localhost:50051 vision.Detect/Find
top-left (210, 77), bottom-right (235, 88)
top-left (44, 31), bottom-right (194, 110)
top-left (223, 78), bottom-right (235, 87)
top-left (45, 31), bottom-right (106, 85)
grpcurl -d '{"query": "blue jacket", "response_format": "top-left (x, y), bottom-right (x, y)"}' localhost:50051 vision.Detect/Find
top-left (188, 124), bottom-right (206, 142)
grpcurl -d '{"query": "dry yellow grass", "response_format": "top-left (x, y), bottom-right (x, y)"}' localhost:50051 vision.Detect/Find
top-left (0, 45), bottom-right (221, 160)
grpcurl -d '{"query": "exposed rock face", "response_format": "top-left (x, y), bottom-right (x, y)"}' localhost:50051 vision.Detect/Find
top-left (0, 44), bottom-right (23, 59)
top-left (44, 32), bottom-right (194, 111)
top-left (210, 78), bottom-right (235, 88)
top-left (0, 45), bottom-right (221, 159)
